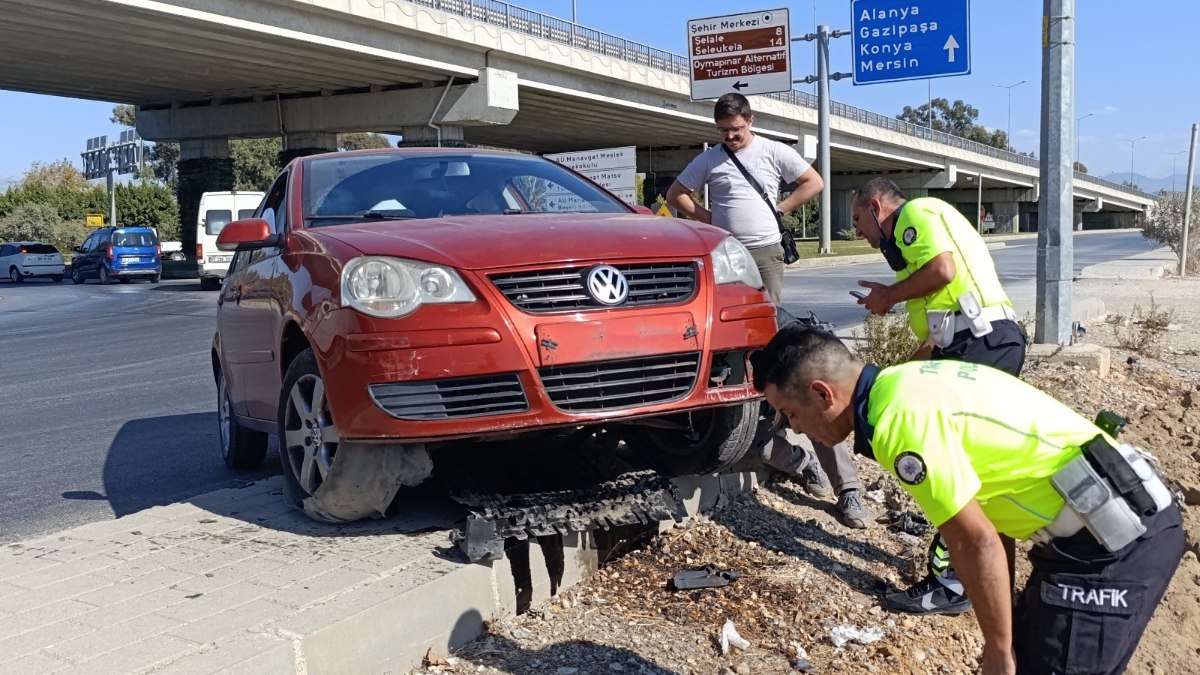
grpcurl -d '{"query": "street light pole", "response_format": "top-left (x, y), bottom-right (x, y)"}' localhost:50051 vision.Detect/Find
top-left (572, 0), bottom-right (576, 22)
top-left (1166, 149), bottom-right (1187, 193)
top-left (1123, 136), bottom-right (1147, 187)
top-left (993, 80), bottom-right (1026, 148)
top-left (1075, 112), bottom-right (1094, 168)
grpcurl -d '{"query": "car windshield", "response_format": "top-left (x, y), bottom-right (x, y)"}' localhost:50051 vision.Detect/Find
top-left (302, 152), bottom-right (630, 226)
top-left (113, 231), bottom-right (158, 247)
top-left (21, 244), bottom-right (58, 254)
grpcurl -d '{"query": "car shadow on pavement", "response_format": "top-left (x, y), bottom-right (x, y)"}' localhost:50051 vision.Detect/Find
top-left (443, 608), bottom-right (678, 675)
top-left (711, 485), bottom-right (909, 597)
top-left (95, 412), bottom-right (276, 518)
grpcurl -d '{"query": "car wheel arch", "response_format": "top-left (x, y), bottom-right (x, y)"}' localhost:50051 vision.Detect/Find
top-left (279, 321), bottom-right (311, 382)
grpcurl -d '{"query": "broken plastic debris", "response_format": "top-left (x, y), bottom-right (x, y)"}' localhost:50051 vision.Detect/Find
top-left (830, 625), bottom-right (884, 648)
top-left (864, 489), bottom-right (886, 503)
top-left (719, 620), bottom-right (750, 655)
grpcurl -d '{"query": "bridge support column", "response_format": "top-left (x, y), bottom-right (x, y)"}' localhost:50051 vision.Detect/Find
top-left (279, 132), bottom-right (338, 166)
top-left (399, 125), bottom-right (465, 147)
top-left (830, 190), bottom-right (855, 240)
top-left (1073, 204), bottom-right (1085, 231)
top-left (993, 202), bottom-right (1020, 234)
top-left (177, 139), bottom-right (233, 261)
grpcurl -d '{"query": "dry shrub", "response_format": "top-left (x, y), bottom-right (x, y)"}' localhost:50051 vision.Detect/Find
top-left (1110, 295), bottom-right (1175, 357)
top-left (852, 313), bottom-right (921, 368)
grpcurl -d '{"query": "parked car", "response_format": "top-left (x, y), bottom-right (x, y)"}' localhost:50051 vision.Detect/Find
top-left (71, 226), bottom-right (162, 284)
top-left (212, 148), bottom-right (775, 523)
top-left (0, 241), bottom-right (65, 282)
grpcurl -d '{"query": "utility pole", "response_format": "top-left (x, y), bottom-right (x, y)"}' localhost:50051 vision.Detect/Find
top-left (793, 25), bottom-right (851, 254)
top-left (1181, 124), bottom-right (1197, 276)
top-left (1035, 0), bottom-right (1074, 345)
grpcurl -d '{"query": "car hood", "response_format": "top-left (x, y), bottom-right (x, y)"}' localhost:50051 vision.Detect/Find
top-left (309, 213), bottom-right (730, 270)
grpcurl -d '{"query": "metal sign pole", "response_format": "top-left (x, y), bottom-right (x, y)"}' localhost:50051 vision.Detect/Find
top-left (793, 26), bottom-right (850, 255)
top-left (1180, 123), bottom-right (1198, 276)
top-left (107, 154), bottom-right (117, 229)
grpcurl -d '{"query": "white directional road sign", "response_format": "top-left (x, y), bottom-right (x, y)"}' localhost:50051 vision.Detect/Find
top-left (687, 8), bottom-right (791, 101)
top-left (851, 0), bottom-right (970, 85)
top-left (545, 146), bottom-right (638, 207)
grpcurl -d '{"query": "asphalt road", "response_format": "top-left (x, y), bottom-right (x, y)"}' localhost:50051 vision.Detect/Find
top-left (780, 231), bottom-right (1156, 331)
top-left (0, 231), bottom-right (1157, 544)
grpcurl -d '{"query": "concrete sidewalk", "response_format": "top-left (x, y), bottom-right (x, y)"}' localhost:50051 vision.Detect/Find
top-left (0, 473), bottom-right (750, 674)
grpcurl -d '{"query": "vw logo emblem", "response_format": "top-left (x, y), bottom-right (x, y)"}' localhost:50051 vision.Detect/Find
top-left (585, 265), bottom-right (629, 305)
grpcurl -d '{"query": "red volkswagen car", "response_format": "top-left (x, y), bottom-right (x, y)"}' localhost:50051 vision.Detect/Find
top-left (213, 148), bottom-right (775, 522)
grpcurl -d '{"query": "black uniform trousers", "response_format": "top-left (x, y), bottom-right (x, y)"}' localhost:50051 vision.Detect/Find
top-left (1014, 504), bottom-right (1185, 674)
top-left (931, 318), bottom-right (1027, 378)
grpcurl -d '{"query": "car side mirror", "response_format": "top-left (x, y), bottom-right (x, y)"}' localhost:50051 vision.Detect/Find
top-left (216, 218), bottom-right (279, 251)
top-left (74, 246), bottom-right (84, 253)
top-left (632, 205), bottom-right (654, 215)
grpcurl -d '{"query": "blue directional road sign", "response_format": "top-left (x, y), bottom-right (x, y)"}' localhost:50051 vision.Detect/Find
top-left (851, 0), bottom-right (970, 85)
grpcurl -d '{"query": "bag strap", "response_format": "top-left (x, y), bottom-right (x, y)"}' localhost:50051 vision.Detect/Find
top-left (721, 143), bottom-right (786, 233)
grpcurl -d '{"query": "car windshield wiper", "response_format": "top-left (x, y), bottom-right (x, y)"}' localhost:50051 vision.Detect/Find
top-left (307, 212), bottom-right (416, 222)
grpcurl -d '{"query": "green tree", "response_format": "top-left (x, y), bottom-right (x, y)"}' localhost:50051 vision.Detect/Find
top-left (0, 202), bottom-right (90, 253)
top-left (116, 182), bottom-right (181, 240)
top-left (1144, 190), bottom-right (1200, 274)
top-left (232, 138), bottom-right (283, 191)
top-left (338, 133), bottom-right (392, 151)
top-left (897, 98), bottom-right (1009, 150)
top-left (1074, 161), bottom-right (1088, 174)
top-left (22, 159), bottom-right (91, 191)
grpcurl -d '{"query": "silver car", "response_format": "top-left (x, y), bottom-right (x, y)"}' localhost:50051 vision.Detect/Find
top-left (0, 241), bottom-right (66, 283)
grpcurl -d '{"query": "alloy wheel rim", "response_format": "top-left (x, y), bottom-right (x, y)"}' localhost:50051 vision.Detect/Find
top-left (283, 373), bottom-right (338, 494)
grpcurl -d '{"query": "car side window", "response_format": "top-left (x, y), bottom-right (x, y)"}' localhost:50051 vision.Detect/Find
top-left (258, 173), bottom-right (289, 235)
top-left (0, 245), bottom-right (11, 257)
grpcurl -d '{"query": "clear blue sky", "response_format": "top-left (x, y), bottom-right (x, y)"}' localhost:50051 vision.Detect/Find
top-left (1, 0), bottom-right (1194, 187)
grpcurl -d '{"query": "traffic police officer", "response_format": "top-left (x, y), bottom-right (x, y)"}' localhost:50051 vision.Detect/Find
top-left (851, 177), bottom-right (1028, 614)
top-left (751, 326), bottom-right (1183, 675)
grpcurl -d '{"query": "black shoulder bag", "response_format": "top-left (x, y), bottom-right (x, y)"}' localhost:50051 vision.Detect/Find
top-left (720, 143), bottom-right (801, 264)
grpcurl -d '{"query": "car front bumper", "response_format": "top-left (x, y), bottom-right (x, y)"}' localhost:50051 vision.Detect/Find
top-left (309, 284), bottom-right (775, 442)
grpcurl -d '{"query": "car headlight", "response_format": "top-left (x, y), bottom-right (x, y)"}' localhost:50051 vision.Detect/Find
top-left (710, 237), bottom-right (763, 289)
top-left (341, 256), bottom-right (476, 318)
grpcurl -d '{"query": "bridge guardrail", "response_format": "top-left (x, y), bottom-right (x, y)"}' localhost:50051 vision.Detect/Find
top-left (409, 0), bottom-right (1150, 200)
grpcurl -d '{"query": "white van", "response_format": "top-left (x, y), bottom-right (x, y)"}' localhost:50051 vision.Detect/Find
top-left (197, 190), bottom-right (265, 290)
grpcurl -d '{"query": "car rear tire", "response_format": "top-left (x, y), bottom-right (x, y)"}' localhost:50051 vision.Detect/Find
top-left (149, 274), bottom-right (161, 284)
top-left (277, 348), bottom-right (431, 522)
top-left (99, 266), bottom-right (113, 285)
top-left (217, 369), bottom-right (268, 468)
top-left (625, 401), bottom-right (759, 476)
top-left (118, 277), bottom-right (131, 284)
top-left (71, 267), bottom-right (83, 284)
top-left (170, 252), bottom-right (185, 261)
top-left (200, 277), bottom-right (220, 291)
top-left (9, 267), bottom-right (22, 283)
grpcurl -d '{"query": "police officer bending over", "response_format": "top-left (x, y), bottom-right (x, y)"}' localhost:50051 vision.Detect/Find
top-left (851, 177), bottom-right (1028, 615)
top-left (751, 326), bottom-right (1183, 675)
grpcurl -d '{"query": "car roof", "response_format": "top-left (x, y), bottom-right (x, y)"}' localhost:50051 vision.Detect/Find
top-left (4, 240), bottom-right (54, 246)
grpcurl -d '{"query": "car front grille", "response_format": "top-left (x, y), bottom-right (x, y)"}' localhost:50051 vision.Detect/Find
top-left (489, 262), bottom-right (697, 313)
top-left (538, 352), bottom-right (701, 412)
top-left (369, 374), bottom-right (528, 420)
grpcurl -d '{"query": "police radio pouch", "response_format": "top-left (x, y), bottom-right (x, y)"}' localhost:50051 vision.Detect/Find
top-left (1041, 425), bottom-right (1173, 552)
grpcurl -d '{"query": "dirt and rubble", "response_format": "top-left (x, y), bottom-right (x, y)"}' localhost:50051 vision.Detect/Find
top-left (412, 273), bottom-right (1200, 675)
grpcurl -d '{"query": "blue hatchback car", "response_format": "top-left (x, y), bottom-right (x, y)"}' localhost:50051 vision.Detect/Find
top-left (71, 226), bottom-right (162, 284)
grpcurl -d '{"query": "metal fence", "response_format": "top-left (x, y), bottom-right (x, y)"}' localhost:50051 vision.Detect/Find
top-left (407, 0), bottom-right (1147, 199)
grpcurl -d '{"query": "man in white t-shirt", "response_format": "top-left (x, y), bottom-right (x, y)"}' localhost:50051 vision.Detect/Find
top-left (666, 93), bottom-right (870, 529)
top-left (667, 92), bottom-right (819, 304)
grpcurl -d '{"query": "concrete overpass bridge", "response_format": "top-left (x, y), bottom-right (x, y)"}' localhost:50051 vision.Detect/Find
top-left (1, 0), bottom-right (1152, 235)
